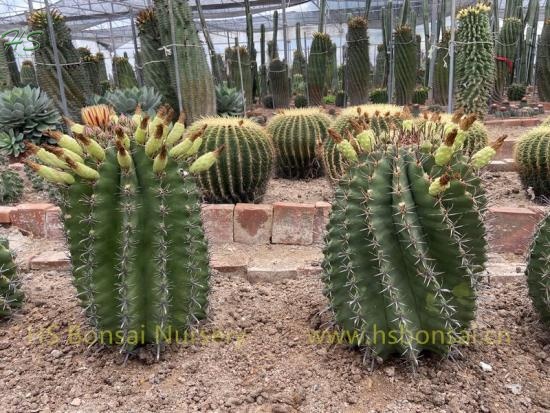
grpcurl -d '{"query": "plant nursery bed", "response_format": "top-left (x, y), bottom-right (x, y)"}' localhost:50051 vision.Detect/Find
top-left (0, 227), bottom-right (548, 412)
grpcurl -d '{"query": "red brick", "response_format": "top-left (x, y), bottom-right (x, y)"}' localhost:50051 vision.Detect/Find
top-left (201, 204), bottom-right (234, 243)
top-left (45, 206), bottom-right (64, 239)
top-left (271, 202), bottom-right (315, 245)
top-left (487, 207), bottom-right (546, 255)
top-left (29, 251), bottom-right (71, 271)
top-left (485, 118), bottom-right (541, 128)
top-left (0, 206), bottom-right (15, 224)
top-left (313, 201), bottom-right (332, 245)
top-left (10, 203), bottom-right (55, 237)
top-left (234, 204), bottom-right (273, 244)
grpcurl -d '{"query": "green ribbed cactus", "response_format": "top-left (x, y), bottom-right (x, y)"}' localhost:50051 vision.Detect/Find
top-left (136, 8), bottom-right (178, 111)
top-left (259, 24), bottom-right (268, 99)
top-left (325, 42), bottom-right (338, 93)
top-left (29, 9), bottom-right (92, 119)
top-left (154, 0), bottom-right (216, 122)
top-left (462, 121), bottom-right (488, 157)
top-left (0, 239), bottom-right (23, 319)
top-left (346, 17), bottom-right (370, 105)
top-left (78, 48), bottom-right (102, 95)
top-left (113, 54), bottom-right (138, 89)
top-left (492, 17), bottom-right (522, 103)
top-left (515, 126), bottom-right (550, 197)
top-left (307, 32), bottom-right (332, 106)
top-left (3, 43), bottom-right (20, 87)
top-left (455, 4), bottom-right (495, 116)
top-left (433, 31), bottom-right (450, 106)
top-left (25, 109), bottom-right (217, 350)
top-left (227, 46), bottom-right (253, 105)
top-left (182, 117), bottom-right (275, 203)
top-left (96, 53), bottom-right (109, 94)
top-left (322, 135), bottom-right (491, 365)
top-left (373, 44), bottom-right (386, 88)
top-left (269, 59), bottom-right (289, 108)
top-left (292, 23), bottom-right (307, 77)
top-left (0, 40), bottom-right (14, 91)
top-left (394, 26), bottom-right (416, 105)
top-left (536, 20), bottom-right (550, 101)
top-left (525, 213), bottom-right (550, 326)
top-left (20, 61), bottom-right (37, 88)
top-left (267, 108), bottom-right (330, 178)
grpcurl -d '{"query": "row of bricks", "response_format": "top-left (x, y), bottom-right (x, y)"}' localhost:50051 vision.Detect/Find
top-left (1, 202), bottom-right (547, 254)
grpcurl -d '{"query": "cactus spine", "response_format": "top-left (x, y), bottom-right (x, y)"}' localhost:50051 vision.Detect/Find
top-left (346, 17), bottom-right (370, 105)
top-left (525, 213), bottom-right (550, 326)
top-left (0, 239), bottom-right (23, 319)
top-left (536, 20), bottom-right (550, 101)
top-left (267, 108), bottom-right (331, 178)
top-left (492, 18), bottom-right (522, 103)
top-left (183, 117), bottom-right (274, 203)
top-left (455, 4), bottom-right (495, 116)
top-left (394, 26), bottom-right (416, 105)
top-left (307, 32), bottom-right (332, 106)
top-left (515, 126), bottom-right (550, 198)
top-left (154, 0), bottom-right (216, 121)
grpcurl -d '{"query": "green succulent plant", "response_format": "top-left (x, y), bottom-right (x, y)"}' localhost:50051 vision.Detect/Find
top-left (215, 84), bottom-right (244, 117)
top-left (104, 86), bottom-right (162, 115)
top-left (294, 95), bottom-right (308, 108)
top-left (507, 83), bottom-right (527, 101)
top-left (0, 154), bottom-right (24, 204)
top-left (0, 238), bottom-right (23, 319)
top-left (0, 130), bottom-right (26, 158)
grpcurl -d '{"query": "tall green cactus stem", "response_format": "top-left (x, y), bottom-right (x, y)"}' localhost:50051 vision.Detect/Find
top-left (4, 43), bottom-right (20, 87)
top-left (346, 17), bottom-right (370, 105)
top-left (307, 32), bottom-right (332, 106)
top-left (373, 44), bottom-right (386, 88)
top-left (325, 43), bottom-right (338, 93)
top-left (455, 4), bottom-right (495, 117)
top-left (0, 40), bottom-right (13, 91)
top-left (267, 108), bottom-right (330, 178)
top-left (433, 31), bottom-right (450, 106)
top-left (0, 239), bottom-right (23, 319)
top-left (78, 48), bottom-right (102, 95)
top-left (96, 53), bottom-right (109, 92)
top-left (20, 61), bottom-right (37, 88)
top-left (536, 20), bottom-right (550, 102)
top-left (269, 59), bottom-right (290, 108)
top-left (26, 112), bottom-right (214, 350)
top-left (515, 126), bottom-right (550, 197)
top-left (270, 11), bottom-right (279, 62)
top-left (292, 23), bottom-right (307, 77)
top-left (394, 26), bottom-right (416, 105)
top-left (525, 213), bottom-right (550, 326)
top-left (183, 117), bottom-right (275, 203)
top-left (113, 54), bottom-right (138, 89)
top-left (154, 0), bottom-right (216, 122)
top-left (492, 18), bottom-right (522, 103)
top-left (323, 140), bottom-right (490, 365)
top-left (518, 0), bottom-right (539, 84)
top-left (228, 46), bottom-right (253, 105)
top-left (259, 24), bottom-right (268, 99)
top-left (136, 8), bottom-right (178, 111)
top-left (29, 10), bottom-right (92, 119)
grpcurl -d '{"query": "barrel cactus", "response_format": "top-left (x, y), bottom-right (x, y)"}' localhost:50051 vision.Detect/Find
top-left (322, 118), bottom-right (504, 366)
top-left (267, 108), bottom-right (331, 179)
top-left (179, 117), bottom-right (274, 203)
top-left (515, 126), bottom-right (550, 198)
top-left (455, 3), bottom-right (495, 116)
top-left (24, 109), bottom-right (220, 351)
top-left (346, 16), bottom-right (370, 105)
top-left (536, 20), bottom-right (550, 102)
top-left (525, 213), bottom-right (550, 326)
top-left (0, 239), bottom-right (23, 319)
top-left (20, 61), bottom-right (37, 88)
top-left (394, 26), bottom-right (416, 105)
top-left (307, 33), bottom-right (332, 106)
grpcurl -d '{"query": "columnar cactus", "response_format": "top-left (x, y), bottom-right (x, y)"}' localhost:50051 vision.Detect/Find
top-left (259, 24), bottom-right (268, 99)
top-left (0, 40), bottom-right (14, 91)
top-left (346, 17), bottom-right (370, 105)
top-left (29, 9), bottom-right (92, 119)
top-left (96, 53), bottom-right (109, 94)
top-left (536, 20), bottom-right (550, 102)
top-left (113, 54), bottom-right (138, 89)
top-left (4, 43), bottom-right (20, 88)
top-left (322, 118), bottom-right (503, 365)
top-left (20, 61), bottom-right (37, 88)
top-left (492, 18), bottom-right (522, 103)
top-left (455, 4), bottom-right (495, 116)
top-left (0, 239), bottom-right (23, 319)
top-left (268, 59), bottom-right (290, 108)
top-left (373, 44), bottom-right (386, 88)
top-left (25, 108), bottom-right (219, 350)
top-left (136, 8), bottom-right (178, 111)
top-left (515, 126), bottom-right (550, 198)
top-left (394, 26), bottom-right (416, 105)
top-left (154, 0), bottom-right (216, 121)
top-left (227, 46), bottom-right (253, 105)
top-left (525, 213), bottom-right (550, 326)
top-left (433, 31), bottom-right (450, 106)
top-left (78, 48), bottom-right (102, 95)
top-left (307, 33), bottom-right (332, 106)
top-left (181, 117), bottom-right (274, 203)
top-left (267, 108), bottom-right (331, 178)
top-left (292, 23), bottom-right (307, 77)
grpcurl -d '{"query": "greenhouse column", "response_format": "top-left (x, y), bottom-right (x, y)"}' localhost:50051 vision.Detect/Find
top-left (44, 0), bottom-right (69, 116)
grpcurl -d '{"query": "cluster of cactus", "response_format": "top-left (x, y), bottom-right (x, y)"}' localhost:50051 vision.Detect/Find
top-left (227, 46), bottom-right (253, 106)
top-left (29, 9), bottom-right (92, 119)
top-left (492, 18), bottom-right (522, 103)
top-left (536, 20), bottom-right (550, 102)
top-left (515, 126), bottom-right (550, 198)
top-left (20, 61), bottom-right (37, 88)
top-left (154, 0), bottom-right (216, 121)
top-left (96, 53), bottom-right (110, 94)
top-left (215, 83), bottom-right (244, 117)
top-left (455, 4), bottom-right (495, 116)
top-left (307, 33), bottom-right (332, 106)
top-left (267, 108), bottom-right (330, 179)
top-left (113, 54), bottom-right (138, 89)
top-left (394, 26), bottom-right (417, 105)
top-left (346, 17), bottom-right (370, 105)
top-left (322, 112), bottom-right (504, 365)
top-left (24, 106), bottom-right (225, 350)
top-left (525, 213), bottom-right (550, 326)
top-left (0, 239), bottom-right (23, 319)
top-left (369, 88), bottom-right (388, 104)
top-left (507, 83), bottom-right (527, 101)
top-left (0, 158), bottom-right (24, 205)
top-left (181, 117), bottom-right (274, 203)
top-left (77, 48), bottom-right (102, 96)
